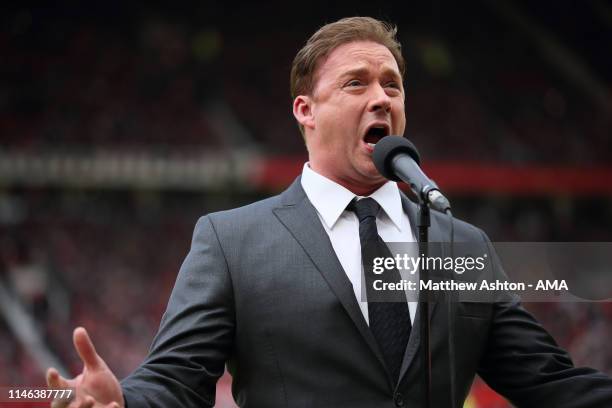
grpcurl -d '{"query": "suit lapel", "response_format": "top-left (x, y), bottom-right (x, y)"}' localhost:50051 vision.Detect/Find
top-left (272, 180), bottom-right (446, 388)
top-left (272, 178), bottom-right (391, 385)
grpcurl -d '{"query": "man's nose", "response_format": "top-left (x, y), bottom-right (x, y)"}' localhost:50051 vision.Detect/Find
top-left (367, 84), bottom-right (392, 113)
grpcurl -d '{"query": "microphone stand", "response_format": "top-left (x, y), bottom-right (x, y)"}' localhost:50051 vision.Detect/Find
top-left (417, 189), bottom-right (456, 408)
top-left (417, 197), bottom-right (432, 408)
top-left (371, 137), bottom-right (454, 407)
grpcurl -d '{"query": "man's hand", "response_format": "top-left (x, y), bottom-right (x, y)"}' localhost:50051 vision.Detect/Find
top-left (46, 327), bottom-right (124, 408)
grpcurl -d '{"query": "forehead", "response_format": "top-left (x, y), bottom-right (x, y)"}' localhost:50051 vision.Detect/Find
top-left (316, 40), bottom-right (400, 80)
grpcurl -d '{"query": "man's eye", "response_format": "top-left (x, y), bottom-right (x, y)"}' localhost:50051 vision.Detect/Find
top-left (385, 82), bottom-right (401, 89)
top-left (345, 80), bottom-right (362, 87)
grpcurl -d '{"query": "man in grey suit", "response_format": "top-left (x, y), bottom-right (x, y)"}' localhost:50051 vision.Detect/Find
top-left (47, 17), bottom-right (612, 407)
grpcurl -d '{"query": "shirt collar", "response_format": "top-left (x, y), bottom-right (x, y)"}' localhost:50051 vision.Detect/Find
top-left (301, 163), bottom-right (404, 231)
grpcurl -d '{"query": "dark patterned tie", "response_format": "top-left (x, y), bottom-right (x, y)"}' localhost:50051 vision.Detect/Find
top-left (348, 197), bottom-right (411, 383)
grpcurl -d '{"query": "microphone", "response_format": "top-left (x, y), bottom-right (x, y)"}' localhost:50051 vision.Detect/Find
top-left (373, 136), bottom-right (451, 213)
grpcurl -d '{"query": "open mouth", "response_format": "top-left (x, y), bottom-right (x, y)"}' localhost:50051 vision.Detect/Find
top-left (363, 124), bottom-right (390, 149)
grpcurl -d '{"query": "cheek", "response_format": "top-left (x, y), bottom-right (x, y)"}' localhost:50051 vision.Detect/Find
top-left (318, 105), bottom-right (343, 130)
top-left (398, 117), bottom-right (406, 134)
top-left (393, 107), bottom-right (406, 133)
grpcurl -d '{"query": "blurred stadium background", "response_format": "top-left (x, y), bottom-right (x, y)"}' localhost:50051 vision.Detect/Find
top-left (1, 1), bottom-right (611, 407)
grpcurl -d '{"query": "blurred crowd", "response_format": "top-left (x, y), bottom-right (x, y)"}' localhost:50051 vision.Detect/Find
top-left (2, 12), bottom-right (221, 152)
top-left (1, 2), bottom-right (611, 407)
top-left (1, 3), bottom-right (610, 161)
top-left (0, 191), bottom-right (199, 385)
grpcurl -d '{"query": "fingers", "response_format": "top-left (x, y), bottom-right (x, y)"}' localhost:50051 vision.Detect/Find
top-left (70, 396), bottom-right (119, 408)
top-left (51, 395), bottom-right (94, 408)
top-left (51, 398), bottom-right (69, 408)
top-left (47, 368), bottom-right (75, 408)
top-left (75, 396), bottom-right (120, 408)
top-left (73, 327), bottom-right (101, 370)
top-left (48, 390), bottom-right (118, 408)
top-left (76, 397), bottom-right (120, 408)
top-left (56, 395), bottom-right (93, 408)
top-left (46, 367), bottom-right (70, 388)
top-left (80, 396), bottom-right (95, 408)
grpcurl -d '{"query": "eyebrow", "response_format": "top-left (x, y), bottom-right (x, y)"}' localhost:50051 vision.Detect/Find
top-left (340, 67), bottom-right (369, 78)
top-left (340, 66), bottom-right (402, 82)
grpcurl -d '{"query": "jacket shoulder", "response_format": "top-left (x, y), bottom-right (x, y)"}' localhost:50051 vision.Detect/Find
top-left (203, 193), bottom-right (284, 229)
top-left (430, 209), bottom-right (490, 243)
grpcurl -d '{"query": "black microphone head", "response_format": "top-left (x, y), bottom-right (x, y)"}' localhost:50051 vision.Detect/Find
top-left (372, 136), bottom-right (421, 181)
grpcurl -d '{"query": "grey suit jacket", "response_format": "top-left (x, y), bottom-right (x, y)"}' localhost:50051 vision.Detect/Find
top-left (121, 177), bottom-right (612, 407)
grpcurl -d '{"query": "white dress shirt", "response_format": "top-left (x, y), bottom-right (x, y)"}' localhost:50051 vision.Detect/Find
top-left (301, 163), bottom-right (417, 325)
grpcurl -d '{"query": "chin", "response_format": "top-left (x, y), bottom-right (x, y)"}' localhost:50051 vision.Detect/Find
top-left (358, 170), bottom-right (386, 186)
top-left (360, 163), bottom-right (383, 180)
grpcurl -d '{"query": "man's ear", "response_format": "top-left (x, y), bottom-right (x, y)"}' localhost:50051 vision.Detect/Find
top-left (293, 95), bottom-right (315, 130)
